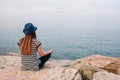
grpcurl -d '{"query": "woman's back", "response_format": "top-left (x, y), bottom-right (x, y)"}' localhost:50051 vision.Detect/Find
top-left (21, 38), bottom-right (40, 71)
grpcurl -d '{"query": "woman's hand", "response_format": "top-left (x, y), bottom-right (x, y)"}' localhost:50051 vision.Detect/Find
top-left (48, 48), bottom-right (54, 54)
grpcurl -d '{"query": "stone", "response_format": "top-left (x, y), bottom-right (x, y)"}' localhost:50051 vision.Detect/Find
top-left (0, 55), bottom-right (21, 69)
top-left (117, 68), bottom-right (120, 75)
top-left (0, 67), bottom-right (82, 80)
top-left (71, 63), bottom-right (106, 80)
top-left (44, 59), bottom-right (75, 68)
top-left (93, 72), bottom-right (120, 80)
top-left (74, 54), bottom-right (120, 74)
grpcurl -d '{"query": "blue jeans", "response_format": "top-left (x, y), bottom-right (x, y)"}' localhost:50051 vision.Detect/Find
top-left (39, 53), bottom-right (51, 69)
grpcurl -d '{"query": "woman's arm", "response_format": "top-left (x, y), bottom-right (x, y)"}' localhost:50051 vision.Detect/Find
top-left (37, 45), bottom-right (54, 57)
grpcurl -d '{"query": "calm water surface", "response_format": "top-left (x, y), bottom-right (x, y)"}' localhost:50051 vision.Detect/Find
top-left (0, 26), bottom-right (120, 59)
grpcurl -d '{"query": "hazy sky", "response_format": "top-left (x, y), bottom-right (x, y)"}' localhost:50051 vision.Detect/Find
top-left (0, 0), bottom-right (120, 28)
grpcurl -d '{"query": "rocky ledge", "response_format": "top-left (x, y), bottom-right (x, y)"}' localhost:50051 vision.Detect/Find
top-left (0, 54), bottom-right (120, 80)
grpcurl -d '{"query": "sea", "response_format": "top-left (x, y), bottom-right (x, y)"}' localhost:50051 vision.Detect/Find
top-left (0, 26), bottom-right (120, 60)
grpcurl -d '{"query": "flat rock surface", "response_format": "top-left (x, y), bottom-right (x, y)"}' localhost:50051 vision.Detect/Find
top-left (93, 72), bottom-right (120, 80)
top-left (0, 54), bottom-right (120, 80)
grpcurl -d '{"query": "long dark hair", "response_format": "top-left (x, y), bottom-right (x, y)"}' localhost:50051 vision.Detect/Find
top-left (20, 32), bottom-right (36, 55)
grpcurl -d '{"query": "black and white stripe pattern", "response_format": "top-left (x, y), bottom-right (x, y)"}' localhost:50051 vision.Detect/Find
top-left (21, 38), bottom-right (41, 71)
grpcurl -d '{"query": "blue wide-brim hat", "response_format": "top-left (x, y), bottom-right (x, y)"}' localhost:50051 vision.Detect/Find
top-left (23, 23), bottom-right (37, 34)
